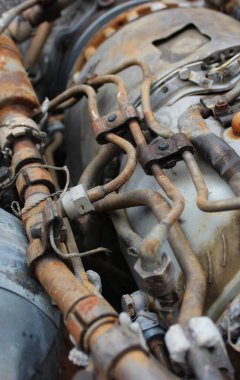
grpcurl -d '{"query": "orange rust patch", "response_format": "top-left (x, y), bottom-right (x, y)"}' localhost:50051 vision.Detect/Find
top-left (226, 127), bottom-right (240, 140)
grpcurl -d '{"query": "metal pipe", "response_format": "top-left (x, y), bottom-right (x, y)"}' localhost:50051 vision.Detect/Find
top-left (93, 189), bottom-right (206, 325)
top-left (107, 59), bottom-right (172, 137)
top-left (225, 78), bottom-right (240, 104)
top-left (36, 256), bottom-right (175, 380)
top-left (79, 143), bottom-right (120, 189)
top-left (87, 133), bottom-right (137, 202)
top-left (179, 105), bottom-right (240, 201)
top-left (87, 74), bottom-right (129, 109)
top-left (24, 21), bottom-right (53, 68)
top-left (85, 74), bottom-right (185, 230)
top-left (0, 0), bottom-right (41, 35)
top-left (47, 84), bottom-right (100, 121)
top-left (128, 119), bottom-right (185, 228)
top-left (7, 0), bottom-right (78, 43)
top-left (183, 150), bottom-right (240, 211)
top-left (44, 130), bottom-right (63, 190)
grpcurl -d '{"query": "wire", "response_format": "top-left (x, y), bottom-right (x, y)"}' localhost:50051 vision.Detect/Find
top-left (9, 165), bottom-right (70, 216)
top-left (49, 225), bottom-right (111, 260)
top-left (0, 164), bottom-right (69, 191)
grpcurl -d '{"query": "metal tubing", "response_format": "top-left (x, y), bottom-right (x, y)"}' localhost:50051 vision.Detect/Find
top-left (128, 119), bottom-right (185, 229)
top-left (87, 133), bottom-right (137, 202)
top-left (47, 84), bottom-right (100, 121)
top-left (107, 59), bottom-right (172, 137)
top-left (0, 0), bottom-right (41, 35)
top-left (24, 21), bottom-right (52, 68)
top-left (183, 150), bottom-right (240, 211)
top-left (7, 0), bottom-right (78, 43)
top-left (87, 74), bottom-right (129, 109)
top-left (151, 164), bottom-right (185, 225)
top-left (93, 189), bottom-right (206, 325)
top-left (36, 256), bottom-right (175, 380)
top-left (79, 144), bottom-right (120, 189)
top-left (87, 74), bottom-right (185, 230)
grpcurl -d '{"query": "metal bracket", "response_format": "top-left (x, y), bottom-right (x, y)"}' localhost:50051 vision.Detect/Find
top-left (92, 105), bottom-right (140, 143)
top-left (138, 133), bottom-right (194, 175)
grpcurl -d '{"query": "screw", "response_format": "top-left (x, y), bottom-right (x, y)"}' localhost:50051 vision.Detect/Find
top-left (179, 67), bottom-right (190, 81)
top-left (107, 113), bottom-right (117, 123)
top-left (157, 141), bottom-right (169, 151)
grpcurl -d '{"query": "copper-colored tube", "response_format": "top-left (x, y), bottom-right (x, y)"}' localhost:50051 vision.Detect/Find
top-left (86, 74), bottom-right (185, 227)
top-left (7, 0), bottom-right (77, 43)
top-left (87, 133), bottom-right (137, 203)
top-left (47, 84), bottom-right (100, 121)
top-left (87, 74), bottom-right (129, 109)
top-left (128, 119), bottom-right (185, 228)
top-left (183, 150), bottom-right (240, 212)
top-left (151, 164), bottom-right (185, 225)
top-left (79, 144), bottom-right (120, 189)
top-left (36, 256), bottom-right (175, 380)
top-left (45, 131), bottom-right (63, 190)
top-left (24, 21), bottom-right (52, 68)
top-left (94, 190), bottom-right (206, 326)
top-left (107, 59), bottom-right (172, 138)
top-left (0, 0), bottom-right (41, 35)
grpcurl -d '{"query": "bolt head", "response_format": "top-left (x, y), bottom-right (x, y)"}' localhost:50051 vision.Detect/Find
top-left (157, 142), bottom-right (169, 151)
top-left (107, 113), bottom-right (117, 123)
top-left (179, 68), bottom-right (190, 81)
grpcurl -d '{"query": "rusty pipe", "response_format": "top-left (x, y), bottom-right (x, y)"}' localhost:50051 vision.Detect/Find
top-left (87, 133), bottom-right (137, 203)
top-left (7, 0), bottom-right (77, 43)
top-left (128, 119), bottom-right (185, 230)
top-left (87, 74), bottom-right (129, 109)
top-left (79, 143), bottom-right (120, 190)
top-left (151, 164), bottom-right (185, 225)
top-left (0, 0), bottom-right (41, 35)
top-left (107, 59), bottom-right (172, 138)
top-left (36, 256), bottom-right (175, 380)
top-left (93, 189), bottom-right (206, 325)
top-left (183, 150), bottom-right (240, 211)
top-left (179, 105), bottom-right (240, 197)
top-left (24, 21), bottom-right (52, 69)
top-left (45, 130), bottom-right (63, 190)
top-left (47, 84), bottom-right (100, 121)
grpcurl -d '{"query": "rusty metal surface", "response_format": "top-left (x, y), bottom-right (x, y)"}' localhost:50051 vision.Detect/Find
top-left (0, 34), bottom-right (39, 111)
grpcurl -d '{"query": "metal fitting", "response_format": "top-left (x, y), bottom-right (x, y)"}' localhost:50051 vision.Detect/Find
top-left (135, 311), bottom-right (165, 342)
top-left (0, 114), bottom-right (45, 151)
top-left (134, 253), bottom-right (176, 298)
top-left (92, 105), bottom-right (140, 144)
top-left (138, 133), bottom-right (194, 175)
top-left (121, 291), bottom-right (149, 318)
top-left (165, 317), bottom-right (234, 376)
top-left (61, 184), bottom-right (94, 219)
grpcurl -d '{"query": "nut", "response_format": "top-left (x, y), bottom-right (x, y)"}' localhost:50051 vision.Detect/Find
top-left (61, 184), bottom-right (94, 219)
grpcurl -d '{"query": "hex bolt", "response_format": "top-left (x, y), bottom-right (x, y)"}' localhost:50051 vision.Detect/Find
top-left (179, 68), bottom-right (190, 81)
top-left (121, 294), bottom-right (136, 317)
top-left (108, 113), bottom-right (117, 123)
top-left (157, 142), bottom-right (169, 151)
